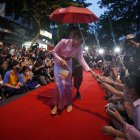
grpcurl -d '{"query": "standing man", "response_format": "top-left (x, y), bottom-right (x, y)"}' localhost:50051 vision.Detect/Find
top-left (72, 57), bottom-right (83, 99)
top-left (70, 26), bottom-right (83, 99)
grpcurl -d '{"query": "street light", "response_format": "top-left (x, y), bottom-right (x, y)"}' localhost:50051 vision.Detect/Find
top-left (85, 46), bottom-right (89, 51)
top-left (114, 47), bottom-right (121, 53)
top-left (98, 48), bottom-right (104, 55)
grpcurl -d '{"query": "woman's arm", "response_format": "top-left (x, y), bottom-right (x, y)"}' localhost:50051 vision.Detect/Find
top-left (76, 47), bottom-right (91, 72)
top-left (52, 39), bottom-right (65, 62)
top-left (123, 101), bottom-right (133, 119)
top-left (52, 39), bottom-right (68, 67)
top-left (123, 123), bottom-right (140, 140)
top-left (102, 82), bottom-right (124, 97)
top-left (99, 76), bottom-right (125, 89)
top-left (105, 107), bottom-right (140, 140)
top-left (102, 125), bottom-right (126, 139)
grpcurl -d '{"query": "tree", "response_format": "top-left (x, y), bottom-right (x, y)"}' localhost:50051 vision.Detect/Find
top-left (20, 0), bottom-right (93, 47)
top-left (95, 0), bottom-right (140, 48)
top-left (3, 0), bottom-right (94, 46)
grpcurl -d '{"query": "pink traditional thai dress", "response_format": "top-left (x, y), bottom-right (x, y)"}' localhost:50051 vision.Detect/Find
top-left (52, 39), bottom-right (91, 109)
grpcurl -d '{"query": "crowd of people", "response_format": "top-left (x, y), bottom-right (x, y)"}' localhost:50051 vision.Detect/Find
top-left (0, 31), bottom-right (140, 139)
top-left (92, 34), bottom-right (140, 140)
top-left (0, 42), bottom-right (54, 99)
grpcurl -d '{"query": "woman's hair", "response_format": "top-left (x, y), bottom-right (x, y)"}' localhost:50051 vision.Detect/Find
top-left (73, 29), bottom-right (88, 41)
top-left (73, 30), bottom-right (83, 39)
top-left (70, 26), bottom-right (78, 38)
top-left (125, 75), bottom-right (140, 96)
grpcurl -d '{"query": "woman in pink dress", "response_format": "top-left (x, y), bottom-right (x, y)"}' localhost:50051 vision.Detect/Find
top-left (51, 30), bottom-right (94, 115)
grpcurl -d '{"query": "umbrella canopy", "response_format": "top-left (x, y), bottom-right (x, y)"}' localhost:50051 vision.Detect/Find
top-left (50, 6), bottom-right (98, 24)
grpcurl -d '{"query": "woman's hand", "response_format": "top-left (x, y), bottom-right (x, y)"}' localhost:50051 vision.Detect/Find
top-left (102, 126), bottom-right (117, 136)
top-left (106, 108), bottom-right (125, 127)
top-left (102, 126), bottom-right (125, 138)
top-left (60, 59), bottom-right (68, 67)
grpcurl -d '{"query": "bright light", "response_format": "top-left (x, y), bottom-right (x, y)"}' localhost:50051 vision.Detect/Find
top-left (85, 46), bottom-right (89, 51)
top-left (98, 48), bottom-right (104, 55)
top-left (42, 39), bottom-right (46, 41)
top-left (22, 41), bottom-right (48, 50)
top-left (114, 47), bottom-right (120, 53)
top-left (22, 41), bottom-right (32, 49)
top-left (39, 44), bottom-right (47, 50)
top-left (40, 29), bottom-right (52, 39)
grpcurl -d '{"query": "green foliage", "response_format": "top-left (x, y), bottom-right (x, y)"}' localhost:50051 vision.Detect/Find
top-left (18, 0), bottom-right (91, 31)
top-left (4, 0), bottom-right (94, 45)
top-left (95, 0), bottom-right (140, 48)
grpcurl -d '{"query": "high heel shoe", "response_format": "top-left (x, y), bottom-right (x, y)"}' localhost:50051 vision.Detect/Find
top-left (51, 106), bottom-right (57, 115)
top-left (67, 105), bottom-right (72, 113)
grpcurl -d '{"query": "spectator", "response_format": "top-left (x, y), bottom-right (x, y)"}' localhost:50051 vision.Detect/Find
top-left (19, 66), bottom-right (39, 90)
top-left (3, 61), bottom-right (25, 97)
top-left (102, 75), bottom-right (140, 140)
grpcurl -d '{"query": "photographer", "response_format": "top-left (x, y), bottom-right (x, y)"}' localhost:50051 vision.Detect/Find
top-left (32, 42), bottom-right (39, 51)
top-left (33, 52), bottom-right (50, 86)
top-left (125, 34), bottom-right (140, 48)
top-left (124, 34), bottom-right (140, 75)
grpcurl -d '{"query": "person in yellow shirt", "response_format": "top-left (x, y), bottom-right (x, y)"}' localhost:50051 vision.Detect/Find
top-left (3, 61), bottom-right (25, 97)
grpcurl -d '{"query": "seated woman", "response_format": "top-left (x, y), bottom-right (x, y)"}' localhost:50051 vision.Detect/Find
top-left (19, 66), bottom-right (39, 90)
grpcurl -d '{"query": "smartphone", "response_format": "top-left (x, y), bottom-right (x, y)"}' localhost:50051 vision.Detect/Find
top-left (108, 106), bottom-right (115, 111)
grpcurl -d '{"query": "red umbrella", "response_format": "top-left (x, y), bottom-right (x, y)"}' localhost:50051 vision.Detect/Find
top-left (50, 6), bottom-right (98, 24)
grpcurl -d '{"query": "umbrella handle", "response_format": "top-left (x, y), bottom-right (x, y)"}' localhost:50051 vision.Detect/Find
top-left (78, 24), bottom-right (86, 47)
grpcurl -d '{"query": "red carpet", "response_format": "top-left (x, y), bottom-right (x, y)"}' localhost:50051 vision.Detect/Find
top-left (0, 71), bottom-right (112, 140)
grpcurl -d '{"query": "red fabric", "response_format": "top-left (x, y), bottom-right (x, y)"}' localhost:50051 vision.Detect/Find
top-left (50, 6), bottom-right (98, 23)
top-left (0, 70), bottom-right (112, 140)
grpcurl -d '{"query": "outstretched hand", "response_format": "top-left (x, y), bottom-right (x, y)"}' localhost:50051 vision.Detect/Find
top-left (102, 125), bottom-right (116, 136)
top-left (106, 108), bottom-right (125, 127)
top-left (88, 70), bottom-right (97, 77)
top-left (102, 125), bottom-right (125, 138)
